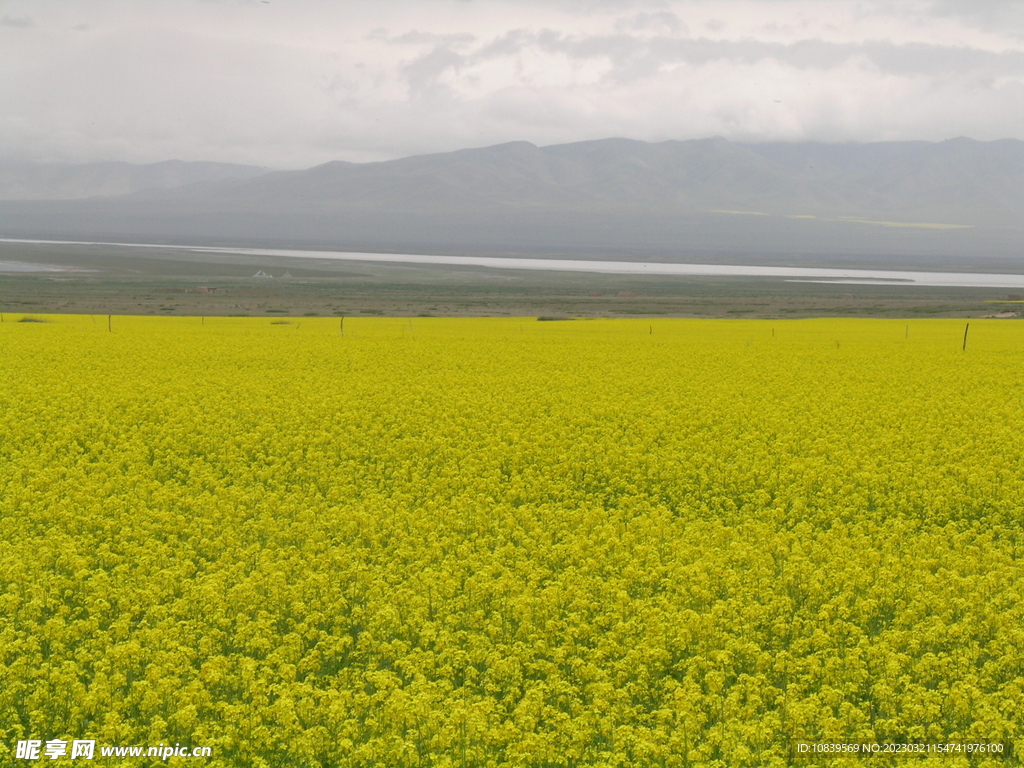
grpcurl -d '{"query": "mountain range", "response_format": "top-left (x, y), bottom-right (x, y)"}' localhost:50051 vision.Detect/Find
top-left (1, 138), bottom-right (1022, 262)
top-left (0, 159), bottom-right (269, 201)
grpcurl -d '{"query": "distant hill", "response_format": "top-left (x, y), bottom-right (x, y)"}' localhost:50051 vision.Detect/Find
top-left (1, 138), bottom-right (1022, 262)
top-left (0, 160), bottom-right (271, 200)
top-left (126, 137), bottom-right (1023, 223)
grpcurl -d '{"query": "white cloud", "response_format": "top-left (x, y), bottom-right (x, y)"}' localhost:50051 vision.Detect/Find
top-left (1, 0), bottom-right (1022, 166)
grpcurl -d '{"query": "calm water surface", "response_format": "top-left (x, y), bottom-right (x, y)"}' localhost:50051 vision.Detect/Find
top-left (5, 239), bottom-right (1024, 288)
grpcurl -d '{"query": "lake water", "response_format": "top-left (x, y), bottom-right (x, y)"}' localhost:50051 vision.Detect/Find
top-left (5, 238), bottom-right (1024, 288)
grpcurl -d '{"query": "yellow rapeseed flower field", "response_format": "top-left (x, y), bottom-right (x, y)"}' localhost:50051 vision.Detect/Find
top-left (1, 315), bottom-right (1022, 767)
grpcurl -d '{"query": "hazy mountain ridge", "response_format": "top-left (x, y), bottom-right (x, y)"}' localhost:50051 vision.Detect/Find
top-left (1, 138), bottom-right (1023, 261)
top-left (120, 136), bottom-right (1024, 223)
top-left (0, 159), bottom-right (271, 200)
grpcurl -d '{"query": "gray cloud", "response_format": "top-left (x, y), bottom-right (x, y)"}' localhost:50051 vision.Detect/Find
top-left (392, 30), bottom-right (1024, 105)
top-left (0, 14), bottom-right (33, 27)
top-left (1, 0), bottom-right (1023, 167)
top-left (614, 11), bottom-right (688, 35)
top-left (403, 45), bottom-right (467, 99)
top-left (522, 33), bottom-right (1024, 79)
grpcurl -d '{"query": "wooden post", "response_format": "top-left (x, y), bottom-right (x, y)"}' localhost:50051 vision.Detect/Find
top-left (905, 324), bottom-right (908, 339)
top-left (108, 315), bottom-right (112, 333)
top-left (340, 316), bottom-right (345, 337)
top-left (962, 322), bottom-right (970, 351)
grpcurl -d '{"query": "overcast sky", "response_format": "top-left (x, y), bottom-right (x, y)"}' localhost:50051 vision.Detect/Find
top-left (2, 0), bottom-right (1023, 167)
